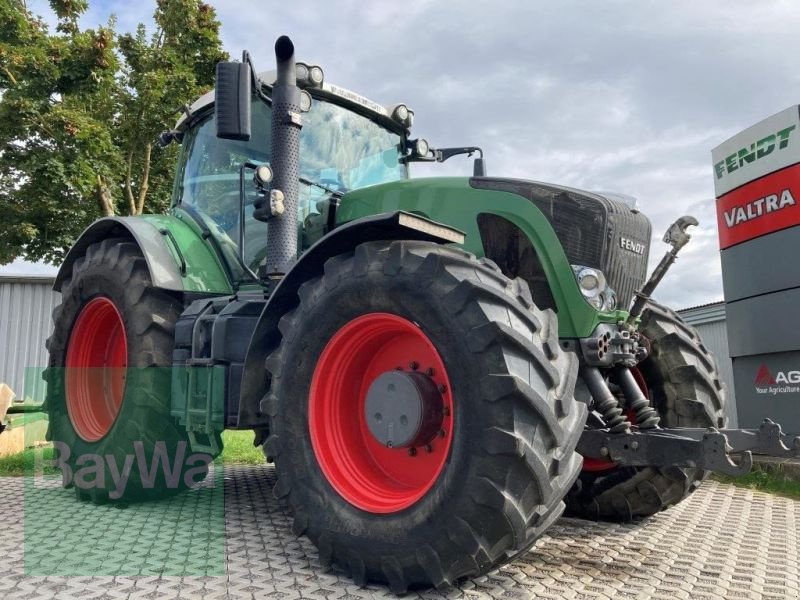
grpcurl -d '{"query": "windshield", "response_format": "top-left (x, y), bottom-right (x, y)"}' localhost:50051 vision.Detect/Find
top-left (174, 97), bottom-right (407, 275)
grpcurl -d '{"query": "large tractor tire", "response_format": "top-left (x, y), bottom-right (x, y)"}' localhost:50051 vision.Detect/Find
top-left (45, 238), bottom-right (212, 502)
top-left (566, 300), bottom-right (727, 521)
top-left (263, 240), bottom-right (587, 592)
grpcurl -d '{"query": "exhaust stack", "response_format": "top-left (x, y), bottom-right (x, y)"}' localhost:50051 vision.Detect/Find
top-left (255, 35), bottom-right (302, 279)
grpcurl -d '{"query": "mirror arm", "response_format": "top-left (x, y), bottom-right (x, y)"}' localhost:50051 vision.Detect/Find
top-left (242, 50), bottom-right (272, 105)
top-left (436, 146), bottom-right (483, 163)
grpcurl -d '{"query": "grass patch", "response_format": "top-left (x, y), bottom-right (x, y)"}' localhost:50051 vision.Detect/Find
top-left (0, 429), bottom-right (264, 477)
top-left (713, 462), bottom-right (800, 500)
top-left (221, 429), bottom-right (265, 465)
top-left (0, 446), bottom-right (59, 477)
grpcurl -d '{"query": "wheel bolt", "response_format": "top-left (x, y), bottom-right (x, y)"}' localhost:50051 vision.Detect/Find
top-left (438, 384), bottom-right (447, 393)
top-left (443, 406), bottom-right (450, 416)
top-left (409, 361), bottom-right (419, 370)
top-left (438, 429), bottom-right (446, 438)
top-left (408, 448), bottom-right (417, 457)
top-left (424, 444), bottom-right (433, 453)
top-left (426, 367), bottom-right (435, 376)
top-left (386, 441), bottom-right (393, 449)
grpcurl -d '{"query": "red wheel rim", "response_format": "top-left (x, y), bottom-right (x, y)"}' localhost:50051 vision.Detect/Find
top-left (582, 367), bottom-right (649, 473)
top-left (65, 297), bottom-right (128, 442)
top-left (309, 313), bottom-right (454, 513)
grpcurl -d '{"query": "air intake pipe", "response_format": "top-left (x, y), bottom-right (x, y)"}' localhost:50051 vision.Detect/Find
top-left (255, 35), bottom-right (302, 279)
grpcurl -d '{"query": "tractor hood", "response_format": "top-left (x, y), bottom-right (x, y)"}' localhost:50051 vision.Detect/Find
top-left (338, 176), bottom-right (652, 317)
top-left (470, 177), bottom-right (652, 310)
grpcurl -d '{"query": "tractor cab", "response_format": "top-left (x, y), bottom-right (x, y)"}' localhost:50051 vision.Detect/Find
top-left (169, 67), bottom-right (412, 279)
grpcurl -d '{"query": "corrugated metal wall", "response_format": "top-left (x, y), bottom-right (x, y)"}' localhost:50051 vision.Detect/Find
top-left (678, 302), bottom-right (738, 427)
top-left (0, 277), bottom-right (60, 402)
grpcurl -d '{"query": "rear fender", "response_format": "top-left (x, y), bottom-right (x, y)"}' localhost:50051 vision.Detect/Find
top-left (54, 215), bottom-right (233, 295)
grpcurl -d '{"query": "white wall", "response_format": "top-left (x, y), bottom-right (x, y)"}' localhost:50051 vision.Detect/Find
top-left (0, 277), bottom-right (60, 402)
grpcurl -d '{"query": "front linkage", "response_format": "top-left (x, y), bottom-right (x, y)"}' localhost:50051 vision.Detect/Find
top-left (577, 216), bottom-right (800, 475)
top-left (580, 418), bottom-right (800, 476)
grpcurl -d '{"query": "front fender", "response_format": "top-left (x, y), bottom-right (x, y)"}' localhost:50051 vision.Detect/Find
top-left (236, 211), bottom-right (464, 427)
top-left (336, 177), bottom-right (614, 338)
top-left (54, 215), bottom-right (233, 295)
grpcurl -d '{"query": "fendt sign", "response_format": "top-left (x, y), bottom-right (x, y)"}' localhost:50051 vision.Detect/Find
top-left (713, 105), bottom-right (800, 435)
top-left (713, 106), bottom-right (800, 249)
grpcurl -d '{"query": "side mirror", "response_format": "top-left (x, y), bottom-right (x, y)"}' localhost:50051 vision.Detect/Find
top-left (215, 62), bottom-right (252, 141)
top-left (473, 157), bottom-right (486, 177)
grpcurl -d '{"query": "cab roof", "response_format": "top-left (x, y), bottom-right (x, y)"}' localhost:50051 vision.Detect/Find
top-left (175, 69), bottom-right (411, 135)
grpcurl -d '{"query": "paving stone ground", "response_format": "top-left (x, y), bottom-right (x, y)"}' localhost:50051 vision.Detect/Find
top-left (0, 465), bottom-right (797, 599)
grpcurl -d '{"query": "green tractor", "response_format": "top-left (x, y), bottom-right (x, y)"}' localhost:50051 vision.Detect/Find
top-left (45, 36), bottom-right (799, 591)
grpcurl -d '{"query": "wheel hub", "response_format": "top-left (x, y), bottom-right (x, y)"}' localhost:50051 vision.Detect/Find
top-left (364, 370), bottom-right (444, 448)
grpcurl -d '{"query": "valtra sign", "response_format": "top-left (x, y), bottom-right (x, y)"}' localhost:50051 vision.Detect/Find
top-left (712, 106), bottom-right (800, 249)
top-left (715, 165), bottom-right (800, 249)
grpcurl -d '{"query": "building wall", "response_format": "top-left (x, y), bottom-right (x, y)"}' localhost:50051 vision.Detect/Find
top-left (678, 302), bottom-right (738, 427)
top-left (0, 277), bottom-right (59, 402)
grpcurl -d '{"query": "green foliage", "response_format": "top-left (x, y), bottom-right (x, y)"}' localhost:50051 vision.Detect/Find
top-left (0, 0), bottom-right (228, 264)
top-left (713, 462), bottom-right (800, 500)
top-left (0, 429), bottom-right (264, 476)
top-left (221, 429), bottom-right (265, 465)
top-left (0, 446), bottom-right (59, 477)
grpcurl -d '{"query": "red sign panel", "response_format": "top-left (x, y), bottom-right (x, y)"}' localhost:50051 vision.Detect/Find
top-left (716, 162), bottom-right (800, 249)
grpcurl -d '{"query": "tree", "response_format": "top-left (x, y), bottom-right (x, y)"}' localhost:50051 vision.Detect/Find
top-left (0, 0), bottom-right (228, 265)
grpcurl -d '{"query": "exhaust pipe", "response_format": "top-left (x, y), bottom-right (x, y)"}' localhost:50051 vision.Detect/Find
top-left (256, 35), bottom-right (302, 279)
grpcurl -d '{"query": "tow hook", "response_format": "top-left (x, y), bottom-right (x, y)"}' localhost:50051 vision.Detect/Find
top-left (628, 215), bottom-right (698, 323)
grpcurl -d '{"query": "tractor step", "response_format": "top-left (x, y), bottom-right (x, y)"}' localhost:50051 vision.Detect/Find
top-left (579, 419), bottom-right (800, 476)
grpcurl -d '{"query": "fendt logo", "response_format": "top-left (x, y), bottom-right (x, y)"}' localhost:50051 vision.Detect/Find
top-left (619, 236), bottom-right (646, 255)
top-left (754, 364), bottom-right (800, 395)
top-left (714, 125), bottom-right (795, 180)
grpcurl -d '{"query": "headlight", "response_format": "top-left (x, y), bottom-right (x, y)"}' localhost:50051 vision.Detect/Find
top-left (254, 164), bottom-right (273, 185)
top-left (309, 66), bottom-right (324, 86)
top-left (392, 104), bottom-right (414, 128)
top-left (605, 290), bottom-right (617, 310)
top-left (572, 265), bottom-right (617, 311)
top-left (296, 62), bottom-right (309, 84)
top-left (299, 90), bottom-right (312, 112)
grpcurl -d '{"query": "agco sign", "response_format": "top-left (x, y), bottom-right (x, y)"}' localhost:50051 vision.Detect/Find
top-left (754, 363), bottom-right (800, 395)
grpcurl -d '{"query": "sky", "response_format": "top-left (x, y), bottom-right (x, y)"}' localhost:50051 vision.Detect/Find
top-left (9, 0), bottom-right (800, 309)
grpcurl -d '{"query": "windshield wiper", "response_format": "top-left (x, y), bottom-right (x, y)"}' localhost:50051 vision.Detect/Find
top-left (299, 176), bottom-right (344, 198)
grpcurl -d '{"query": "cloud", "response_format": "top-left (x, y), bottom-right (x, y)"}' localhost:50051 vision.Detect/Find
top-left (23, 0), bottom-right (800, 310)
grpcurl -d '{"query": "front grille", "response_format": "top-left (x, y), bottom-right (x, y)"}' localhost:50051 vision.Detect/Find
top-left (471, 177), bottom-right (651, 309)
top-left (603, 201), bottom-right (651, 309)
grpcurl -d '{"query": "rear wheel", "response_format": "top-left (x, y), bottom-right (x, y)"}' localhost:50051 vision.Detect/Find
top-left (45, 238), bottom-right (214, 502)
top-left (566, 300), bottom-right (727, 521)
top-left (263, 240), bottom-right (586, 592)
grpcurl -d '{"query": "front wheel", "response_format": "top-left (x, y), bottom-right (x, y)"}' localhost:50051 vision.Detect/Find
top-left (263, 241), bottom-right (586, 592)
top-left (566, 300), bottom-right (727, 521)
